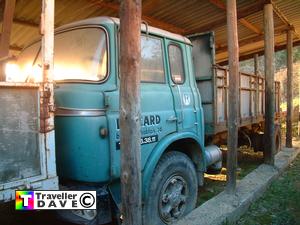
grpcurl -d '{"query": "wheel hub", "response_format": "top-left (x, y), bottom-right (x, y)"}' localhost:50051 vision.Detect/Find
top-left (159, 175), bottom-right (188, 223)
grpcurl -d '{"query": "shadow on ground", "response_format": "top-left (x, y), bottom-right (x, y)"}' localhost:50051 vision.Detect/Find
top-left (197, 146), bottom-right (264, 206)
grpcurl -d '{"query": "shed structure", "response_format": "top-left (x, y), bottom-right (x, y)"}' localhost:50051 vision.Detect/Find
top-left (1, 0), bottom-right (300, 223)
top-left (1, 0), bottom-right (300, 63)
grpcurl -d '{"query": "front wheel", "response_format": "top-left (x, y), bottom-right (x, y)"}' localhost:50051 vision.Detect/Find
top-left (143, 151), bottom-right (198, 225)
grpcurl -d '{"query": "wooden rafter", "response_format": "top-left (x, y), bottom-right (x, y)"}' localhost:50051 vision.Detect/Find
top-left (216, 24), bottom-right (289, 54)
top-left (209, 0), bottom-right (262, 34)
top-left (87, 0), bottom-right (186, 34)
top-left (0, 0), bottom-right (16, 58)
top-left (272, 1), bottom-right (300, 39)
top-left (13, 18), bottom-right (39, 28)
top-left (239, 18), bottom-right (262, 34)
top-left (185, 0), bottom-right (267, 35)
top-left (217, 39), bottom-right (300, 66)
top-left (9, 45), bottom-right (22, 51)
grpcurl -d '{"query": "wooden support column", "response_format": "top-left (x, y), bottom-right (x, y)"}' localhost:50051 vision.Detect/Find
top-left (286, 29), bottom-right (293, 147)
top-left (119, 1), bottom-right (142, 225)
top-left (254, 54), bottom-right (260, 117)
top-left (0, 0), bottom-right (16, 81)
top-left (263, 3), bottom-right (275, 165)
top-left (40, 0), bottom-right (55, 133)
top-left (226, 0), bottom-right (239, 193)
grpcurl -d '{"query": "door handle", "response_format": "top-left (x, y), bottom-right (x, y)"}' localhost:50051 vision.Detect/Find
top-left (167, 116), bottom-right (178, 122)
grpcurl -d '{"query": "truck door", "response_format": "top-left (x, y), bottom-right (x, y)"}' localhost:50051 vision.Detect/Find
top-left (108, 35), bottom-right (177, 180)
top-left (166, 40), bottom-right (197, 131)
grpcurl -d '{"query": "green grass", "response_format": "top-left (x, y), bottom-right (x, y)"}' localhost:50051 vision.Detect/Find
top-left (235, 154), bottom-right (300, 225)
top-left (280, 98), bottom-right (300, 111)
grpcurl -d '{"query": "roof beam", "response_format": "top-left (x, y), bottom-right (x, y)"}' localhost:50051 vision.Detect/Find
top-left (216, 35), bottom-right (265, 54)
top-left (185, 0), bottom-right (268, 35)
top-left (209, 0), bottom-right (262, 34)
top-left (0, 0), bottom-right (16, 59)
top-left (0, 0), bottom-right (5, 19)
top-left (218, 39), bottom-right (300, 65)
top-left (239, 18), bottom-right (262, 34)
top-left (9, 44), bottom-right (22, 51)
top-left (216, 24), bottom-right (289, 54)
top-left (271, 1), bottom-right (300, 39)
top-left (87, 0), bottom-right (186, 34)
top-left (13, 18), bottom-right (39, 28)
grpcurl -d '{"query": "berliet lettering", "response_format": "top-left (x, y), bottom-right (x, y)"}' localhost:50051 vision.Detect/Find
top-left (116, 114), bottom-right (161, 129)
top-left (115, 115), bottom-right (162, 150)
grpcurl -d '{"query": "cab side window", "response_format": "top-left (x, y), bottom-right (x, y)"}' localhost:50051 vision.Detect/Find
top-left (141, 36), bottom-right (165, 83)
top-left (169, 44), bottom-right (185, 84)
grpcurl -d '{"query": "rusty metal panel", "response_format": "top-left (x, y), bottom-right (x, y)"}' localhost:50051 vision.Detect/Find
top-left (216, 68), bottom-right (227, 123)
top-left (0, 85), bottom-right (41, 184)
top-left (190, 32), bottom-right (215, 80)
top-left (190, 32), bottom-right (216, 134)
top-left (240, 73), bottom-right (251, 119)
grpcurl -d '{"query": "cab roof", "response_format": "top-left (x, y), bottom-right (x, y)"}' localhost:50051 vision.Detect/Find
top-left (56, 16), bottom-right (192, 45)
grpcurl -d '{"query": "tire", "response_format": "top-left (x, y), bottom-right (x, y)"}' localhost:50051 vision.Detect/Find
top-left (143, 151), bottom-right (198, 225)
top-left (250, 125), bottom-right (281, 153)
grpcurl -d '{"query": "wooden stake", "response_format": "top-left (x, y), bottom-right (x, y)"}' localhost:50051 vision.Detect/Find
top-left (226, 0), bottom-right (239, 194)
top-left (286, 29), bottom-right (293, 148)
top-left (40, 0), bottom-right (55, 133)
top-left (254, 53), bottom-right (260, 117)
top-left (119, 0), bottom-right (142, 224)
top-left (263, 3), bottom-right (275, 165)
top-left (0, 0), bottom-right (16, 81)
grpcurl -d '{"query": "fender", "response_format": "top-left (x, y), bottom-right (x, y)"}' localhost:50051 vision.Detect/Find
top-left (108, 131), bottom-right (207, 208)
top-left (142, 131), bottom-right (207, 200)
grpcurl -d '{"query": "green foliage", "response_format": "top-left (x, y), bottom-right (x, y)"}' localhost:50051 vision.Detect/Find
top-left (239, 46), bottom-right (300, 74)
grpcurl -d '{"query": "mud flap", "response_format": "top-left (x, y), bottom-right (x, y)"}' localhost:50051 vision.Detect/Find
top-left (108, 181), bottom-right (121, 210)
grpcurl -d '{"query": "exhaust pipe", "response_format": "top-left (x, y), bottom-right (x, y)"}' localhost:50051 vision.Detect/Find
top-left (205, 145), bottom-right (222, 171)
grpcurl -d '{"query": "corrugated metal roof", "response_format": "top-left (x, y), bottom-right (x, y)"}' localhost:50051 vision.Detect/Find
top-left (1, 0), bottom-right (300, 63)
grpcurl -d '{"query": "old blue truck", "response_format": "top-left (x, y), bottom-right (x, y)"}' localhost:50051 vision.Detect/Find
top-left (8, 17), bottom-right (281, 225)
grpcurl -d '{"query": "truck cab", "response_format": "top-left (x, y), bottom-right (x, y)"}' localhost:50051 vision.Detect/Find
top-left (52, 17), bottom-right (218, 225)
top-left (8, 16), bottom-right (235, 225)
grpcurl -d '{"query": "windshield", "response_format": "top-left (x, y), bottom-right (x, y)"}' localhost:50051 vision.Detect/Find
top-left (8, 27), bottom-right (108, 82)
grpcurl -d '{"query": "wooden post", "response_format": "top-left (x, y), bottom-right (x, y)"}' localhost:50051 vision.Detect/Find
top-left (263, 3), bottom-right (275, 165)
top-left (40, 0), bottom-right (55, 133)
top-left (226, 0), bottom-right (239, 193)
top-left (119, 1), bottom-right (142, 225)
top-left (286, 29), bottom-right (293, 147)
top-left (0, 0), bottom-right (16, 81)
top-left (254, 54), bottom-right (260, 117)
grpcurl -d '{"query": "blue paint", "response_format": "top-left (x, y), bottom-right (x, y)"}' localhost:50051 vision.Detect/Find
top-left (53, 17), bottom-right (210, 208)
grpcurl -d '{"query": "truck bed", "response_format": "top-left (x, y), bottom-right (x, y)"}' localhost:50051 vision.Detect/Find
top-left (189, 32), bottom-right (280, 136)
top-left (197, 66), bottom-right (280, 135)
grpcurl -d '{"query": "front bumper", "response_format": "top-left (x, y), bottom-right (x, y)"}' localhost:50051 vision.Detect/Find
top-left (56, 184), bottom-right (112, 225)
